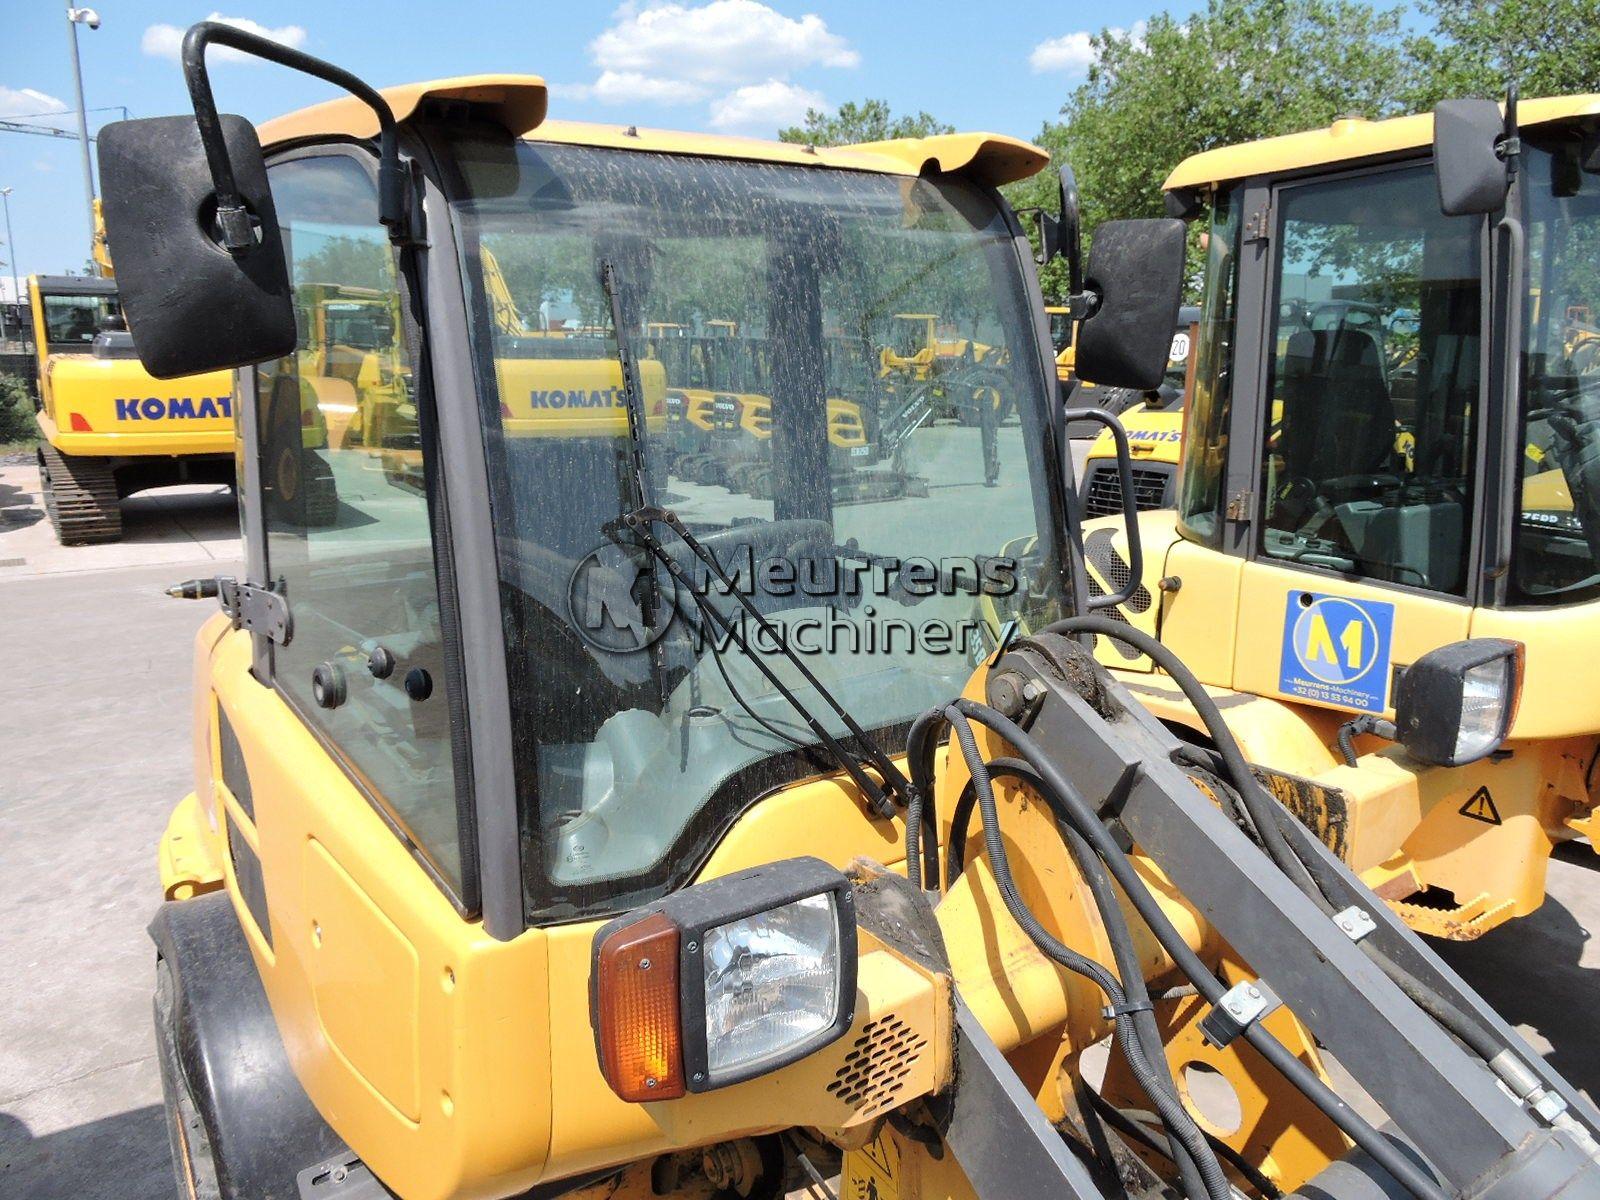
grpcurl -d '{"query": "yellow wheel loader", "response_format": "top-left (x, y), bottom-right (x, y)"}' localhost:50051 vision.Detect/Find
top-left (1060, 95), bottom-right (1600, 941)
top-left (103, 24), bottom-right (1600, 1200)
top-left (29, 273), bottom-right (235, 543)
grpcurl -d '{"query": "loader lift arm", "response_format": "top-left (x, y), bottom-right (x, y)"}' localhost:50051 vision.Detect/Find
top-left (905, 624), bottom-right (1600, 1200)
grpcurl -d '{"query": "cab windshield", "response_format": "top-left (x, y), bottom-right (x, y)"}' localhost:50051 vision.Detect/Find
top-left (41, 288), bottom-right (119, 348)
top-left (1514, 132), bottom-right (1600, 602)
top-left (448, 137), bottom-right (1066, 917)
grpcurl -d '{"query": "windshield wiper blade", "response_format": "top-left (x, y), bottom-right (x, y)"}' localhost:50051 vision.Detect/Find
top-left (599, 258), bottom-right (653, 517)
top-left (606, 505), bottom-right (913, 818)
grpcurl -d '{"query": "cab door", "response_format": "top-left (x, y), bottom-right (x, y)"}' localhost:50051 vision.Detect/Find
top-left (207, 146), bottom-right (479, 1133)
top-left (1228, 160), bottom-right (1484, 717)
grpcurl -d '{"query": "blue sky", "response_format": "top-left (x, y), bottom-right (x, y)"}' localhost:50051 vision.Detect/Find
top-left (0, 1), bottom-right (1207, 281)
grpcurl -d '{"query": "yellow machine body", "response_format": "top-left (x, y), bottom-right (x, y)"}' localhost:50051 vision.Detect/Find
top-left (1067, 97), bottom-right (1600, 938)
top-left (138, 72), bottom-right (1479, 1200)
top-left (163, 615), bottom-right (1348, 1200)
top-left (30, 275), bottom-right (234, 459)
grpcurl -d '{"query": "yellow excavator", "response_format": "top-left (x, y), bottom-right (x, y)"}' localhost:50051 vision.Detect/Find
top-left (101, 25), bottom-right (1600, 1200)
top-left (29, 208), bottom-right (236, 542)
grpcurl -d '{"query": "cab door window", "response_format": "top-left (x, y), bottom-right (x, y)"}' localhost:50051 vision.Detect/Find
top-left (1261, 164), bottom-right (1481, 594)
top-left (258, 153), bottom-right (467, 894)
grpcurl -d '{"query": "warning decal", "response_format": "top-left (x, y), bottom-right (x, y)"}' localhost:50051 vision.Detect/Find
top-left (1278, 592), bottom-right (1397, 713)
top-left (1460, 786), bottom-right (1502, 825)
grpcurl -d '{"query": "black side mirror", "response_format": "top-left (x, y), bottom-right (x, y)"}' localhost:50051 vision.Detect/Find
top-left (98, 116), bottom-right (294, 378)
top-left (1393, 638), bottom-right (1523, 767)
top-left (98, 19), bottom-right (415, 380)
top-left (1075, 218), bottom-right (1186, 391)
top-left (1433, 97), bottom-right (1512, 216)
top-left (1057, 164), bottom-right (1083, 292)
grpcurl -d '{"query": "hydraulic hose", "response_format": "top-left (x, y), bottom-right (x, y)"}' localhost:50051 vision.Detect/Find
top-left (943, 712), bottom-right (1228, 1200)
top-left (904, 706), bottom-right (947, 891)
top-left (950, 697), bottom-right (1454, 1200)
top-left (1041, 616), bottom-right (1317, 896)
top-left (1042, 616), bottom-right (1521, 1087)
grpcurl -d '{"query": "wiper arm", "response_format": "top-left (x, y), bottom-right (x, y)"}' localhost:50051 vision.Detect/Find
top-left (599, 259), bottom-right (653, 517)
top-left (606, 505), bottom-right (915, 819)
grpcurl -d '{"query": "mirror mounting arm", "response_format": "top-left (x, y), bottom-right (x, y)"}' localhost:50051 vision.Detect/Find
top-left (1062, 291), bottom-right (1099, 321)
top-left (1498, 83), bottom-right (1523, 177)
top-left (180, 20), bottom-right (419, 248)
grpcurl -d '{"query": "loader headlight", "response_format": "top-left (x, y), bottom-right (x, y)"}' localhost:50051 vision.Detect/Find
top-left (1393, 638), bottom-right (1524, 767)
top-left (591, 857), bottom-right (856, 1101)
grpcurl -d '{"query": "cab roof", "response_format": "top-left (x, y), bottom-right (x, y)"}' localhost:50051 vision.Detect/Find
top-left (258, 74), bottom-right (1048, 189)
top-left (1165, 94), bottom-right (1600, 191)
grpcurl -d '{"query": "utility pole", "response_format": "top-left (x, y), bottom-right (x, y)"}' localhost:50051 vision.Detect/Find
top-left (1, 187), bottom-right (18, 334)
top-left (64, 5), bottom-right (102, 274)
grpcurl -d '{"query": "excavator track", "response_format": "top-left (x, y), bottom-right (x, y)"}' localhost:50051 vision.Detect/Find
top-left (38, 442), bottom-right (123, 545)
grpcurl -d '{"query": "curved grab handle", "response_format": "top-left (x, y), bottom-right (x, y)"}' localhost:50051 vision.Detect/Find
top-left (180, 21), bottom-right (407, 246)
top-left (1064, 405), bottom-right (1145, 610)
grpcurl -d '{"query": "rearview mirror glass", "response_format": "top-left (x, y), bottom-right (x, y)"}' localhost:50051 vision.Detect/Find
top-left (98, 115), bottom-right (295, 378)
top-left (1433, 99), bottom-right (1510, 216)
top-left (1075, 218), bottom-right (1186, 391)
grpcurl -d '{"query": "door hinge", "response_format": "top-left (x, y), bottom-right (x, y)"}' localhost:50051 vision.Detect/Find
top-left (1244, 204), bottom-right (1272, 243)
top-left (1225, 489), bottom-right (1256, 521)
top-left (218, 576), bottom-right (293, 646)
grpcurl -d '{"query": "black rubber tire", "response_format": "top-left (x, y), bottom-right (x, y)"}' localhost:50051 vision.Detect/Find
top-left (300, 463), bottom-right (339, 528)
top-left (37, 443), bottom-right (122, 545)
top-left (153, 958), bottom-right (223, 1200)
top-left (266, 387), bottom-right (339, 528)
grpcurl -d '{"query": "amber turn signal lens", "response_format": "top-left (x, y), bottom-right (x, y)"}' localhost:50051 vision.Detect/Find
top-left (595, 912), bottom-right (685, 1102)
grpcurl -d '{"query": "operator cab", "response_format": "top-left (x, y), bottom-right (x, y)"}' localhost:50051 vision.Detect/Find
top-left (98, 68), bottom-right (1179, 933)
top-left (1171, 97), bottom-right (1600, 609)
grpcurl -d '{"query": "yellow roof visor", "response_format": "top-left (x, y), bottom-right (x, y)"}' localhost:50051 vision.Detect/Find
top-left (260, 76), bottom-right (1046, 186)
top-left (1165, 94), bottom-right (1600, 190)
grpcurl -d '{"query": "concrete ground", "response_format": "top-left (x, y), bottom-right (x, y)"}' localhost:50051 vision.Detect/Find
top-left (0, 446), bottom-right (1597, 1199)
top-left (0, 460), bottom-right (241, 1199)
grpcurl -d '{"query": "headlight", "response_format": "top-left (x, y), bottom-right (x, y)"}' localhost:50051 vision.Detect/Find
top-left (591, 857), bottom-right (856, 1101)
top-left (1393, 638), bottom-right (1524, 767)
top-left (1455, 653), bottom-right (1519, 763)
top-left (702, 892), bottom-right (842, 1081)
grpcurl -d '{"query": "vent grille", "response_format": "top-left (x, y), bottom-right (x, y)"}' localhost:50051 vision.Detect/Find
top-left (1083, 462), bottom-right (1175, 519)
top-left (826, 1015), bottom-right (927, 1118)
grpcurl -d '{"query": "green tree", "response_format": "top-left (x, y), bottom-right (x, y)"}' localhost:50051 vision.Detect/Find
top-left (1405, 0), bottom-right (1600, 106)
top-left (778, 99), bottom-right (953, 148)
top-left (0, 373), bottom-right (37, 445)
top-left (1007, 0), bottom-right (1409, 298)
top-left (293, 233), bottom-right (393, 291)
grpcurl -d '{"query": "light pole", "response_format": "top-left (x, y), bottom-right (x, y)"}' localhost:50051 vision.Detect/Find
top-left (64, 5), bottom-right (101, 273)
top-left (1, 187), bottom-right (17, 338)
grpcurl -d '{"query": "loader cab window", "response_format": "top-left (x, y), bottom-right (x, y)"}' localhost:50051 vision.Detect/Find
top-left (1512, 133), bottom-right (1600, 602)
top-left (1048, 309), bottom-right (1073, 356)
top-left (1177, 187), bottom-right (1241, 545)
top-left (1259, 164), bottom-right (1481, 594)
top-left (257, 153), bottom-right (467, 895)
top-left (450, 138), bottom-right (1062, 918)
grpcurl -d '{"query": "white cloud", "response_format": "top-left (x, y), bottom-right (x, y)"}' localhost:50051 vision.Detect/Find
top-left (34, 158), bottom-right (56, 174)
top-left (561, 71), bottom-right (712, 106)
top-left (0, 86), bottom-right (72, 131)
top-left (1029, 22), bottom-right (1144, 74)
top-left (141, 14), bottom-right (307, 63)
top-left (708, 80), bottom-right (825, 132)
top-left (593, 1), bottom-right (857, 87)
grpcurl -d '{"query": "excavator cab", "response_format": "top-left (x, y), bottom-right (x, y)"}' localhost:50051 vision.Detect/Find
top-left (95, 24), bottom-right (1600, 1200)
